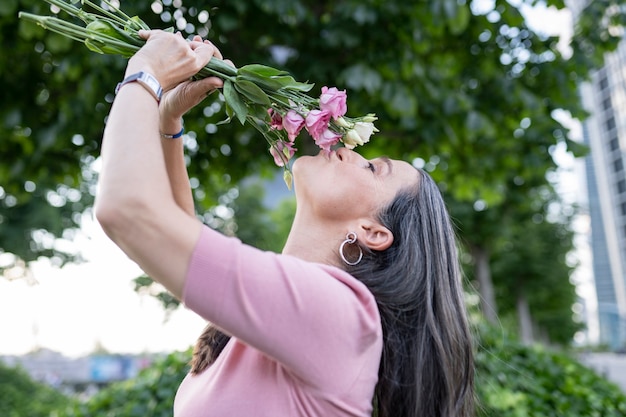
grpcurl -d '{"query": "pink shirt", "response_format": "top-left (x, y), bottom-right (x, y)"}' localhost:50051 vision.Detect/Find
top-left (174, 225), bottom-right (382, 417)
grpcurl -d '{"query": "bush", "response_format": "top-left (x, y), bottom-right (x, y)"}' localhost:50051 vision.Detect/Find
top-left (476, 326), bottom-right (626, 417)
top-left (57, 329), bottom-right (626, 417)
top-left (61, 350), bottom-right (190, 417)
top-left (0, 361), bottom-right (74, 417)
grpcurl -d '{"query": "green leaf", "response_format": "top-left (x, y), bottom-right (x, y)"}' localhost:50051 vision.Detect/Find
top-left (234, 78), bottom-right (271, 106)
top-left (125, 16), bottom-right (150, 31)
top-left (86, 19), bottom-right (144, 47)
top-left (84, 38), bottom-right (105, 54)
top-left (249, 103), bottom-right (271, 120)
top-left (238, 65), bottom-right (313, 92)
top-left (223, 79), bottom-right (248, 124)
top-left (279, 79), bottom-right (315, 92)
top-left (239, 63), bottom-right (290, 77)
top-left (565, 138), bottom-right (589, 157)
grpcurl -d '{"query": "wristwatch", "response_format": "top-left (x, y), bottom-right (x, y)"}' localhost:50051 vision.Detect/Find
top-left (115, 71), bottom-right (163, 102)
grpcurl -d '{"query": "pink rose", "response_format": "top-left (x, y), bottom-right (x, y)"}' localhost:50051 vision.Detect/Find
top-left (314, 128), bottom-right (342, 154)
top-left (305, 109), bottom-right (332, 140)
top-left (319, 86), bottom-right (347, 120)
top-left (268, 108), bottom-right (283, 130)
top-left (282, 110), bottom-right (305, 142)
top-left (269, 140), bottom-right (297, 167)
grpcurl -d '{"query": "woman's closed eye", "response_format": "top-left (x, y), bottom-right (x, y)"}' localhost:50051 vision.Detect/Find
top-left (367, 162), bottom-right (376, 172)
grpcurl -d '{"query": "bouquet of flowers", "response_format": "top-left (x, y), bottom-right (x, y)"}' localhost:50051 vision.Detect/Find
top-left (19, 0), bottom-right (378, 187)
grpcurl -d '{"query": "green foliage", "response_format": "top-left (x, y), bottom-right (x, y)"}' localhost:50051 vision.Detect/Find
top-left (230, 178), bottom-right (295, 252)
top-left (3, 0), bottom-right (624, 270)
top-left (490, 202), bottom-right (583, 344)
top-left (32, 327), bottom-right (624, 417)
top-left (62, 351), bottom-right (190, 417)
top-left (476, 325), bottom-right (626, 417)
top-left (456, 181), bottom-right (583, 344)
top-left (1, 0), bottom-right (125, 270)
top-left (0, 361), bottom-right (74, 417)
top-left (5, 0), bottom-right (625, 349)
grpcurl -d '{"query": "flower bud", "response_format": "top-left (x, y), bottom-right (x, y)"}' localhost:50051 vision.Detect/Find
top-left (283, 170), bottom-right (293, 190)
top-left (335, 116), bottom-right (352, 129)
top-left (361, 114), bottom-right (378, 123)
top-left (342, 129), bottom-right (364, 149)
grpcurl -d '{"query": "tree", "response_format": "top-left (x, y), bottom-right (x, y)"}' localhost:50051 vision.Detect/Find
top-left (3, 0), bottom-right (625, 329)
top-left (0, 361), bottom-right (74, 417)
top-left (487, 184), bottom-right (583, 345)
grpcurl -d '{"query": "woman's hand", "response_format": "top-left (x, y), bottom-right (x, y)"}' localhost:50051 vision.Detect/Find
top-left (159, 36), bottom-right (232, 135)
top-left (127, 30), bottom-right (215, 91)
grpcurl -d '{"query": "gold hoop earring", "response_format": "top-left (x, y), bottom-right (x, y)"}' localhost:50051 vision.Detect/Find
top-left (339, 232), bottom-right (363, 266)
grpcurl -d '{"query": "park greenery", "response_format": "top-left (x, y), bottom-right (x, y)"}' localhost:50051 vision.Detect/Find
top-left (3, 0), bottom-right (626, 414)
top-left (0, 361), bottom-right (74, 417)
top-left (4, 325), bottom-right (626, 416)
top-left (2, 0), bottom-right (612, 344)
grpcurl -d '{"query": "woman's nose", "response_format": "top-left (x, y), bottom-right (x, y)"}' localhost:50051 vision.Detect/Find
top-left (336, 147), bottom-right (366, 165)
top-left (336, 147), bottom-right (355, 162)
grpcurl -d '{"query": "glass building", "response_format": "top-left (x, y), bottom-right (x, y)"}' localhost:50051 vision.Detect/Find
top-left (573, 0), bottom-right (626, 349)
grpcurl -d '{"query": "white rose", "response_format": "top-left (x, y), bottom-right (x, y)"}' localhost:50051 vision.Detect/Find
top-left (353, 121), bottom-right (377, 145)
top-left (343, 129), bottom-right (363, 149)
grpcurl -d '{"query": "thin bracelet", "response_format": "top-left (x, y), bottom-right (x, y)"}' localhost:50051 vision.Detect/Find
top-left (161, 127), bottom-right (184, 139)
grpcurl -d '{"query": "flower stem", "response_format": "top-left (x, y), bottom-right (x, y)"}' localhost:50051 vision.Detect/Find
top-left (196, 58), bottom-right (238, 79)
top-left (43, 0), bottom-right (82, 18)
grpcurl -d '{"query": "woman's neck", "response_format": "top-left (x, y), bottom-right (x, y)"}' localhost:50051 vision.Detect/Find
top-left (282, 214), bottom-right (343, 267)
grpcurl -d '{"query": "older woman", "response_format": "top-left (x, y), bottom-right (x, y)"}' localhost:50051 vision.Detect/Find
top-left (95, 30), bottom-right (474, 417)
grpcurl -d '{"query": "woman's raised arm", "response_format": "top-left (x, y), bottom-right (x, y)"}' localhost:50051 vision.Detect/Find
top-left (95, 30), bottom-right (220, 299)
top-left (158, 37), bottom-right (226, 216)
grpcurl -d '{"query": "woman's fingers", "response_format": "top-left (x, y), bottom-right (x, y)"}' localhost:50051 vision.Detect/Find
top-left (129, 30), bottom-right (214, 90)
top-left (160, 75), bottom-right (224, 122)
top-left (204, 39), bottom-right (223, 60)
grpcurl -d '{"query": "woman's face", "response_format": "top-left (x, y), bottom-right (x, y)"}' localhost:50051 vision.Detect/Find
top-left (292, 148), bottom-right (419, 223)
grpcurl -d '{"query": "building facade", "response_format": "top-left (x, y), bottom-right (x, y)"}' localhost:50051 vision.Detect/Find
top-left (578, 30), bottom-right (626, 350)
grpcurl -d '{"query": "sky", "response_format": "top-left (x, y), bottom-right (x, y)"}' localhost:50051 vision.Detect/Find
top-left (0, 2), bottom-right (595, 357)
top-left (0, 218), bottom-right (207, 357)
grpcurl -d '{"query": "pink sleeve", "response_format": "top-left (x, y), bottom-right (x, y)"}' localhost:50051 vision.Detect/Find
top-left (182, 225), bottom-right (382, 390)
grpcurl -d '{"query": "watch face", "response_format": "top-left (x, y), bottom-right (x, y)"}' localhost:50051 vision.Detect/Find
top-left (116, 72), bottom-right (162, 101)
top-left (137, 72), bottom-right (162, 100)
top-left (143, 73), bottom-right (160, 91)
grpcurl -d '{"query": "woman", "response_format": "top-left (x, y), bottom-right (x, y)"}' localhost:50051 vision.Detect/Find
top-left (95, 30), bottom-right (474, 417)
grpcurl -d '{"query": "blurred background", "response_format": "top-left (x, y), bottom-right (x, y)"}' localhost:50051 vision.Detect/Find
top-left (3, 0), bottom-right (626, 416)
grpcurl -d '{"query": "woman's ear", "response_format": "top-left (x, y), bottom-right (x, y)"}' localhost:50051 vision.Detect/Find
top-left (358, 220), bottom-right (394, 251)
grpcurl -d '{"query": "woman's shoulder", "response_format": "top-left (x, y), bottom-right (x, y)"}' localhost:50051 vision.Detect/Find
top-left (283, 256), bottom-right (382, 336)
top-left (313, 262), bottom-right (379, 307)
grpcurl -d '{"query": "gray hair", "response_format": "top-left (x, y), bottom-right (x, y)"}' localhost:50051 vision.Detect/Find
top-left (347, 169), bottom-right (474, 417)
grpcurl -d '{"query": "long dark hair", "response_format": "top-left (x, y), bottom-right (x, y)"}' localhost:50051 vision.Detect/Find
top-left (190, 169), bottom-right (474, 417)
top-left (347, 169), bottom-right (474, 417)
